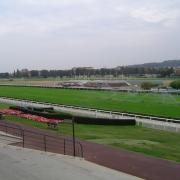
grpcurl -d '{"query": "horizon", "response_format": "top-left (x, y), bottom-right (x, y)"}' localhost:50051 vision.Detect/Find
top-left (0, 59), bottom-right (179, 73)
top-left (0, 59), bottom-right (180, 74)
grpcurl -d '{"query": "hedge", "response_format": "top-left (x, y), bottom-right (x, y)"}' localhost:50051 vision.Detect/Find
top-left (74, 116), bottom-right (136, 125)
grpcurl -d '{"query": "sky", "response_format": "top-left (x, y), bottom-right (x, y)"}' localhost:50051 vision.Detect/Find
top-left (0, 0), bottom-right (180, 72)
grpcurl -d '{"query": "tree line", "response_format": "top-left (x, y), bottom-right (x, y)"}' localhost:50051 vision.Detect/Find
top-left (0, 67), bottom-right (176, 79)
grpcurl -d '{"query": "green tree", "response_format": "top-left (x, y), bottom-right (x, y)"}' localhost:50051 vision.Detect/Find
top-left (141, 82), bottom-right (158, 90)
top-left (170, 80), bottom-right (180, 89)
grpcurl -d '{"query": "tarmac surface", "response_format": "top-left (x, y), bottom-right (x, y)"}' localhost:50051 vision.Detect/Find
top-left (0, 143), bottom-right (140, 180)
top-left (0, 120), bottom-right (180, 180)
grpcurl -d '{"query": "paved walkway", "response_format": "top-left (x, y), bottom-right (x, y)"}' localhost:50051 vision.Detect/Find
top-left (0, 120), bottom-right (180, 180)
top-left (0, 143), bottom-right (140, 180)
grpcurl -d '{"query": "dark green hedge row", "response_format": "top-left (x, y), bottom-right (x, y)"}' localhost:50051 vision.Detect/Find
top-left (0, 113), bottom-right (2, 119)
top-left (32, 107), bottom-right (54, 112)
top-left (10, 106), bottom-right (72, 120)
top-left (74, 116), bottom-right (136, 125)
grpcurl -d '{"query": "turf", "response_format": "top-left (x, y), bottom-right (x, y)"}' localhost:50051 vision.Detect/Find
top-left (0, 86), bottom-right (179, 118)
top-left (2, 114), bottom-right (180, 162)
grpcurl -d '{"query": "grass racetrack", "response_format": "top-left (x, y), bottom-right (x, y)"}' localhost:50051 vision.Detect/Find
top-left (0, 86), bottom-right (179, 118)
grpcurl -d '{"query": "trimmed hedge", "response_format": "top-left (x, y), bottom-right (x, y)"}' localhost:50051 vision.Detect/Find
top-left (10, 106), bottom-right (72, 120)
top-left (33, 107), bottom-right (54, 112)
top-left (74, 116), bottom-right (136, 125)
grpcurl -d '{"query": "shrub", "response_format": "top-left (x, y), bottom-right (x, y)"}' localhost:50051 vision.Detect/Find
top-left (141, 82), bottom-right (158, 90)
top-left (170, 80), bottom-right (180, 89)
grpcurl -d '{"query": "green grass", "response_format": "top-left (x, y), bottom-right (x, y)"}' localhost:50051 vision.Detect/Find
top-left (2, 114), bottom-right (180, 162)
top-left (0, 86), bottom-right (179, 118)
top-left (0, 103), bottom-right (10, 109)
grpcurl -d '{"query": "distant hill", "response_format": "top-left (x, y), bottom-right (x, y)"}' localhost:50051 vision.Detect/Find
top-left (128, 60), bottom-right (180, 68)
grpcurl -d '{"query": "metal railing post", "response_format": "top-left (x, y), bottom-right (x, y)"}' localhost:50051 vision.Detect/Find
top-left (22, 130), bottom-right (25, 148)
top-left (5, 126), bottom-right (8, 134)
top-left (79, 142), bottom-right (84, 158)
top-left (64, 139), bottom-right (66, 155)
top-left (44, 135), bottom-right (47, 152)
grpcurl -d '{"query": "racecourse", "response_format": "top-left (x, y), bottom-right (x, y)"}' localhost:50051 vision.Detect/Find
top-left (0, 103), bottom-right (180, 162)
top-left (0, 99), bottom-right (180, 162)
top-left (0, 86), bottom-right (179, 118)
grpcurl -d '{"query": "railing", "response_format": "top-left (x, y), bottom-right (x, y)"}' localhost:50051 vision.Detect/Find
top-left (0, 84), bottom-right (180, 95)
top-left (0, 123), bottom-right (83, 158)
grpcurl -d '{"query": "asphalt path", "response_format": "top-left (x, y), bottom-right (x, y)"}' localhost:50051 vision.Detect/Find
top-left (0, 143), bottom-right (141, 180)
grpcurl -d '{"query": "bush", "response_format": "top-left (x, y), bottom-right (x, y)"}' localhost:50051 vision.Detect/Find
top-left (170, 80), bottom-right (180, 89)
top-left (141, 82), bottom-right (158, 90)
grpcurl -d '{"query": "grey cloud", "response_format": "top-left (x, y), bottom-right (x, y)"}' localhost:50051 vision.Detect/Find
top-left (0, 0), bottom-right (180, 72)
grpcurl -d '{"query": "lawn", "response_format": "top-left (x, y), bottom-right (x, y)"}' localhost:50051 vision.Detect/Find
top-left (2, 114), bottom-right (180, 162)
top-left (0, 86), bottom-right (179, 118)
top-left (0, 103), bottom-right (10, 109)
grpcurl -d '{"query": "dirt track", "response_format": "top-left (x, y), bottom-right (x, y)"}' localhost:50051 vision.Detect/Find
top-left (0, 120), bottom-right (180, 180)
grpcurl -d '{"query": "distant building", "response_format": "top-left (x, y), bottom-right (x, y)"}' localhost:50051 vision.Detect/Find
top-left (21, 69), bottom-right (30, 77)
top-left (174, 68), bottom-right (180, 76)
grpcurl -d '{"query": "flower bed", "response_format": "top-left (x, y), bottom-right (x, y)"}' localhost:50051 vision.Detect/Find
top-left (0, 109), bottom-right (63, 124)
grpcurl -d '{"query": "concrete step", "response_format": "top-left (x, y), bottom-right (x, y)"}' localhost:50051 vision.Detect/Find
top-left (0, 131), bottom-right (22, 144)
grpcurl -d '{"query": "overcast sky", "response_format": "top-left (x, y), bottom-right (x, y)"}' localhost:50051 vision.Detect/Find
top-left (0, 0), bottom-right (180, 72)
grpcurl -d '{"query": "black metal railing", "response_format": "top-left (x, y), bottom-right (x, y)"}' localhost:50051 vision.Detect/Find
top-left (0, 123), bottom-right (83, 158)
